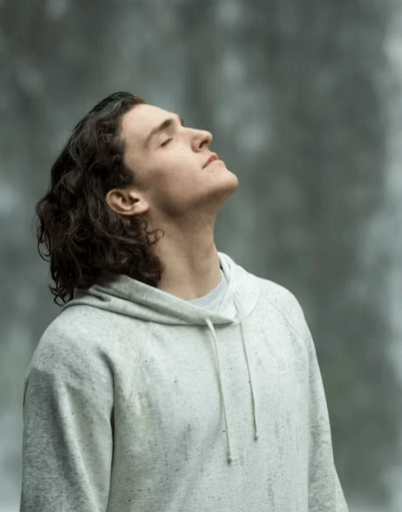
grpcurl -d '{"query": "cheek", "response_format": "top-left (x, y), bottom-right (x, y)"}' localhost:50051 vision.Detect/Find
top-left (156, 163), bottom-right (196, 188)
top-left (153, 169), bottom-right (201, 208)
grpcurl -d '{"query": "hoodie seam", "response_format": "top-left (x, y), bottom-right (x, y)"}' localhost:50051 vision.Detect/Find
top-left (263, 292), bottom-right (308, 348)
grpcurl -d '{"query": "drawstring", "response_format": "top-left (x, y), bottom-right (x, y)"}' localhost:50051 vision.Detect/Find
top-left (205, 293), bottom-right (259, 465)
top-left (234, 294), bottom-right (259, 443)
top-left (206, 318), bottom-right (234, 464)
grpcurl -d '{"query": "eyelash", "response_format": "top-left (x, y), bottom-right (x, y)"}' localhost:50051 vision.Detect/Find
top-left (160, 122), bottom-right (187, 147)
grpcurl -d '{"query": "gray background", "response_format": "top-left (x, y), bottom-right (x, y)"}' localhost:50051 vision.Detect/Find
top-left (1, 0), bottom-right (402, 510)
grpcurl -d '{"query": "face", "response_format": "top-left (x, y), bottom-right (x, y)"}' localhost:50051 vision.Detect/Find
top-left (114, 103), bottom-right (239, 225)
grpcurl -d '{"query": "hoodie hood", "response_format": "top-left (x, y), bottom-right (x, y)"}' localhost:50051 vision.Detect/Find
top-left (62, 251), bottom-right (258, 327)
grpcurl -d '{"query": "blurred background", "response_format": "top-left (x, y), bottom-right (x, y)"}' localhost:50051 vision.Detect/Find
top-left (1, 0), bottom-right (402, 510)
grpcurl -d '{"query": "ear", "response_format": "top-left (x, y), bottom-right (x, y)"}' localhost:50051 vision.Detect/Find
top-left (105, 189), bottom-right (149, 219)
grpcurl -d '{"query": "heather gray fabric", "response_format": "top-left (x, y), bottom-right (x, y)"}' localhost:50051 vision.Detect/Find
top-left (20, 251), bottom-right (349, 511)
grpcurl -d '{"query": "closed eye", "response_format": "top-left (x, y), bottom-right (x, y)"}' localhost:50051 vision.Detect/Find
top-left (161, 138), bottom-right (173, 147)
top-left (160, 119), bottom-right (186, 147)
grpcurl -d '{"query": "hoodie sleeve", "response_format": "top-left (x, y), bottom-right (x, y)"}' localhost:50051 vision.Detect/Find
top-left (304, 324), bottom-right (349, 512)
top-left (19, 325), bottom-right (114, 512)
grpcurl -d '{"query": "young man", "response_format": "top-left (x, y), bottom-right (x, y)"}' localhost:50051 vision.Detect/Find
top-left (20, 92), bottom-right (349, 511)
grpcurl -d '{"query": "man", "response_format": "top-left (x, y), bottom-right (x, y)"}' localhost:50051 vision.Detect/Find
top-left (20, 92), bottom-right (349, 511)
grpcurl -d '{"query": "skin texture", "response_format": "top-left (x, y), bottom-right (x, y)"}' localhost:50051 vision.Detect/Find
top-left (106, 103), bottom-right (239, 300)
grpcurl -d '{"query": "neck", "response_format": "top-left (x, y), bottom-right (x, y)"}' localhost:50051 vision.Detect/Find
top-left (152, 232), bottom-right (222, 301)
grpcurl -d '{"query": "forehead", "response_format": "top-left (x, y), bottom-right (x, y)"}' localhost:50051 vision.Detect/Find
top-left (120, 103), bottom-right (171, 151)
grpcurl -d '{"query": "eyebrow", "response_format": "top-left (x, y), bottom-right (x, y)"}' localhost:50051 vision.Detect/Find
top-left (143, 114), bottom-right (185, 149)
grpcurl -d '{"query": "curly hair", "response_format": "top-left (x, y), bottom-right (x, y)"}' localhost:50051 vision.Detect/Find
top-left (33, 91), bottom-right (165, 306)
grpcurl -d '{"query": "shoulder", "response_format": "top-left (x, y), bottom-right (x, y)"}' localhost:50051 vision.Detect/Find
top-left (254, 275), bottom-right (308, 340)
top-left (26, 304), bottom-right (148, 384)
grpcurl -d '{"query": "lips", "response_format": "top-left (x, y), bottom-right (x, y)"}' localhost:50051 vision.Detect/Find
top-left (204, 154), bottom-right (219, 168)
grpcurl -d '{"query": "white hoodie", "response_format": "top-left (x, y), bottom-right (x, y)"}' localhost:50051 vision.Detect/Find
top-left (20, 251), bottom-right (349, 511)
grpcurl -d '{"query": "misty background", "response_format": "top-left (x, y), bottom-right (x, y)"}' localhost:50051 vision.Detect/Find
top-left (2, 0), bottom-right (402, 510)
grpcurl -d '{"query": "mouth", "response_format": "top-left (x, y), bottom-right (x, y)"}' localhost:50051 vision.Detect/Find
top-left (204, 154), bottom-right (219, 168)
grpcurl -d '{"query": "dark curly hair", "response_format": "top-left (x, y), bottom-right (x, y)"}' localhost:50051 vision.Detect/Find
top-left (33, 91), bottom-right (165, 306)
